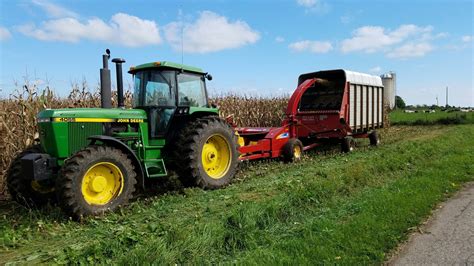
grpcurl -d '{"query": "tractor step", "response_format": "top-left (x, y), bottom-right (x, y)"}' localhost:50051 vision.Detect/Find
top-left (144, 159), bottom-right (167, 178)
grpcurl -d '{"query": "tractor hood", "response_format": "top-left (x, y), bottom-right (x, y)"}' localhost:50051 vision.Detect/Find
top-left (37, 108), bottom-right (147, 123)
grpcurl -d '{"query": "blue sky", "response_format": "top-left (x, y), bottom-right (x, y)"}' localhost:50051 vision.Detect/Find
top-left (0, 0), bottom-right (472, 106)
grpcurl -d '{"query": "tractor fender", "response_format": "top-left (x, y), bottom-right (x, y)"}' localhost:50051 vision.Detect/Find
top-left (88, 135), bottom-right (145, 190)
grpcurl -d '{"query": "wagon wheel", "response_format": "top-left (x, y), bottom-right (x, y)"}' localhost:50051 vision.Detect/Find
top-left (341, 136), bottom-right (355, 153)
top-left (369, 131), bottom-right (380, 146)
top-left (282, 138), bottom-right (304, 163)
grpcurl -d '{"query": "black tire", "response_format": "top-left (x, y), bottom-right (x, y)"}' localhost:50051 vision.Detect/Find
top-left (56, 145), bottom-right (137, 219)
top-left (174, 116), bottom-right (239, 189)
top-left (341, 136), bottom-right (355, 153)
top-left (369, 131), bottom-right (380, 146)
top-left (6, 145), bottom-right (55, 207)
top-left (282, 138), bottom-right (303, 163)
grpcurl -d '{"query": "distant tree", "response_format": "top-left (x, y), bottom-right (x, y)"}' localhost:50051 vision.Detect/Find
top-left (395, 95), bottom-right (406, 109)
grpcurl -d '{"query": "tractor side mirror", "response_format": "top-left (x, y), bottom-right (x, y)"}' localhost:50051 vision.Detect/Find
top-left (206, 73), bottom-right (213, 81)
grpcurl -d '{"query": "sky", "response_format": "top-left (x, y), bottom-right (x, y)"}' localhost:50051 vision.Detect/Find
top-left (0, 0), bottom-right (472, 107)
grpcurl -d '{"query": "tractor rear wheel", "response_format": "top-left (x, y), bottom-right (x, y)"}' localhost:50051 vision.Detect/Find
top-left (56, 145), bottom-right (136, 219)
top-left (282, 138), bottom-right (303, 163)
top-left (6, 145), bottom-right (55, 207)
top-left (341, 136), bottom-right (355, 153)
top-left (369, 131), bottom-right (380, 146)
top-left (174, 116), bottom-right (239, 189)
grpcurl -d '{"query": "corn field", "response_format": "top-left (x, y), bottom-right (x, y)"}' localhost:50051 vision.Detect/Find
top-left (0, 81), bottom-right (287, 196)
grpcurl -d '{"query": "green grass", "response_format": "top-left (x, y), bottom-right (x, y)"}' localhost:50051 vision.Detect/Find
top-left (390, 109), bottom-right (474, 125)
top-left (1, 125), bottom-right (473, 264)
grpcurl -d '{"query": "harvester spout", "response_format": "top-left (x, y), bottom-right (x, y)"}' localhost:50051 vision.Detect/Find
top-left (112, 58), bottom-right (126, 108)
top-left (100, 49), bottom-right (112, 108)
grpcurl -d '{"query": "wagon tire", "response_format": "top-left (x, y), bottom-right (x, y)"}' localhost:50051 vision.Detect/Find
top-left (341, 136), bottom-right (355, 153)
top-left (6, 145), bottom-right (55, 207)
top-left (369, 131), bottom-right (380, 146)
top-left (282, 138), bottom-right (303, 163)
top-left (56, 145), bottom-right (136, 220)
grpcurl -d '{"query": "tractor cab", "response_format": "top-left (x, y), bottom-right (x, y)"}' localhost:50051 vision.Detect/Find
top-left (129, 62), bottom-right (213, 138)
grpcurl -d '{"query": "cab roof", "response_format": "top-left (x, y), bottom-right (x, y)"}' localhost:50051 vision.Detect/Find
top-left (128, 61), bottom-right (205, 75)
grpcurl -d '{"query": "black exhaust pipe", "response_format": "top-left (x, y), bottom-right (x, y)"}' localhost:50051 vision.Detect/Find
top-left (100, 49), bottom-right (112, 108)
top-left (112, 58), bottom-right (126, 108)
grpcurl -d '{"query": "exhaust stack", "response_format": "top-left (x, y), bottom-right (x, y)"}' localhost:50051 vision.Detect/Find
top-left (100, 49), bottom-right (112, 108)
top-left (112, 58), bottom-right (126, 108)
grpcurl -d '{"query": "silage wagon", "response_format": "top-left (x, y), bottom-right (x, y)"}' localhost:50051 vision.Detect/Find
top-left (236, 69), bottom-right (384, 162)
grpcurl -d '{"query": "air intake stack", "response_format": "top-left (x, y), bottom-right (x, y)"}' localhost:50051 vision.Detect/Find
top-left (112, 58), bottom-right (126, 108)
top-left (99, 49), bottom-right (112, 108)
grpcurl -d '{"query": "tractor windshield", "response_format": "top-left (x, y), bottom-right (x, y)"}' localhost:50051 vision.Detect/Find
top-left (133, 70), bottom-right (176, 107)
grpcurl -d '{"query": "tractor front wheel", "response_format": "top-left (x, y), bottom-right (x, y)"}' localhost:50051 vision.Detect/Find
top-left (6, 145), bottom-right (55, 207)
top-left (174, 116), bottom-right (239, 189)
top-left (56, 145), bottom-right (136, 219)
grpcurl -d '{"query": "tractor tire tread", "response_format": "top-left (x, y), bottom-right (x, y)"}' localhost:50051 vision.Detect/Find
top-left (173, 116), bottom-right (239, 189)
top-left (56, 145), bottom-right (137, 219)
top-left (6, 145), bottom-right (54, 207)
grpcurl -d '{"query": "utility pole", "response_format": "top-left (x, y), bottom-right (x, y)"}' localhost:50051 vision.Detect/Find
top-left (445, 86), bottom-right (448, 107)
top-left (436, 96), bottom-right (439, 106)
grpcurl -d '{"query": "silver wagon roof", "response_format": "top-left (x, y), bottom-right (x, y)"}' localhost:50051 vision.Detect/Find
top-left (344, 70), bottom-right (383, 87)
top-left (298, 69), bottom-right (383, 87)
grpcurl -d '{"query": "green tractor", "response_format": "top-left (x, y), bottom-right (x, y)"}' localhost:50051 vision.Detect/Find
top-left (7, 50), bottom-right (239, 219)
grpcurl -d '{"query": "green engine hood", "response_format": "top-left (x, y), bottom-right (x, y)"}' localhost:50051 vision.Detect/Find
top-left (38, 108), bottom-right (147, 122)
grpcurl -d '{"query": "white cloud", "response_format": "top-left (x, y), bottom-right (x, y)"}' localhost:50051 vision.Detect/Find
top-left (340, 24), bottom-right (441, 59)
top-left (296, 0), bottom-right (329, 13)
top-left (386, 42), bottom-right (433, 59)
top-left (369, 66), bottom-right (382, 73)
top-left (17, 13), bottom-right (161, 47)
top-left (341, 24), bottom-right (432, 53)
top-left (164, 11), bottom-right (260, 53)
top-left (275, 36), bottom-right (285, 43)
top-left (31, 0), bottom-right (78, 18)
top-left (462, 35), bottom-right (473, 42)
top-left (0, 26), bottom-right (11, 41)
top-left (297, 0), bottom-right (317, 7)
top-left (289, 40), bottom-right (333, 53)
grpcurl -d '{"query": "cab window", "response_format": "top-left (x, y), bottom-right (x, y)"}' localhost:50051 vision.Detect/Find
top-left (133, 70), bottom-right (176, 107)
top-left (177, 73), bottom-right (207, 107)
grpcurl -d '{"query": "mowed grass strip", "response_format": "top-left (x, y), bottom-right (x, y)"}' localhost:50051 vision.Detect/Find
top-left (0, 125), bottom-right (473, 264)
top-left (390, 109), bottom-right (474, 125)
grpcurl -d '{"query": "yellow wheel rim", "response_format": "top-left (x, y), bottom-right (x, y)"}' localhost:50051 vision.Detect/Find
top-left (294, 145), bottom-right (302, 159)
top-left (81, 162), bottom-right (124, 205)
top-left (201, 134), bottom-right (232, 179)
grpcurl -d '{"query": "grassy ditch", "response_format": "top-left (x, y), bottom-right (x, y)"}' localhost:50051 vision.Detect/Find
top-left (1, 125), bottom-right (473, 264)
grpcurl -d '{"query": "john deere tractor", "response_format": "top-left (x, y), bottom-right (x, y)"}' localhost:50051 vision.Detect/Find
top-left (7, 50), bottom-right (239, 218)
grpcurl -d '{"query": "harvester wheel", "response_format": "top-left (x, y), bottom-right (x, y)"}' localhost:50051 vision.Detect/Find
top-left (174, 116), bottom-right (239, 189)
top-left (282, 138), bottom-right (303, 163)
top-left (341, 136), bottom-right (355, 153)
top-left (6, 145), bottom-right (55, 207)
top-left (56, 145), bottom-right (136, 219)
top-left (369, 131), bottom-right (380, 146)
